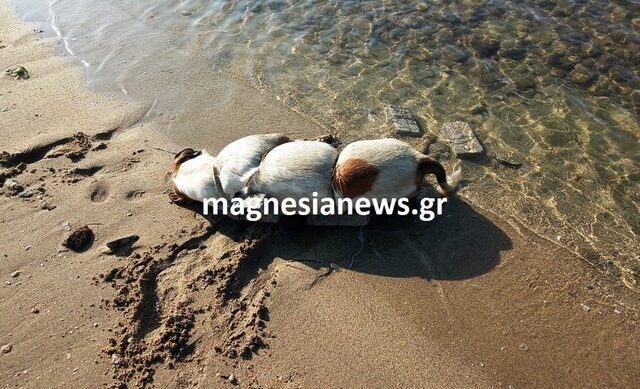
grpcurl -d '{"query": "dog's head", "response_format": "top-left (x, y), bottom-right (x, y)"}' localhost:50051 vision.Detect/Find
top-left (171, 148), bottom-right (223, 203)
top-left (172, 148), bottom-right (202, 177)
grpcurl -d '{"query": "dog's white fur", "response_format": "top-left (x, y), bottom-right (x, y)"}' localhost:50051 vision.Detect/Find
top-left (171, 136), bottom-right (460, 210)
top-left (336, 139), bottom-right (423, 199)
top-left (172, 150), bottom-right (221, 201)
top-left (215, 133), bottom-right (290, 196)
top-left (335, 138), bottom-right (461, 199)
top-left (243, 141), bottom-right (338, 201)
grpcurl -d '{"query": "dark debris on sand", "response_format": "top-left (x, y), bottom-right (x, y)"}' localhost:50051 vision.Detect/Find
top-left (62, 225), bottom-right (95, 252)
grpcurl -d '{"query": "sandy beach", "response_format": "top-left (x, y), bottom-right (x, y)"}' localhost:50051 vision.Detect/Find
top-left (1, 1), bottom-right (639, 388)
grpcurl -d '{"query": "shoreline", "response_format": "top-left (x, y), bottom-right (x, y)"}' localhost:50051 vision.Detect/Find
top-left (1, 2), bottom-right (639, 388)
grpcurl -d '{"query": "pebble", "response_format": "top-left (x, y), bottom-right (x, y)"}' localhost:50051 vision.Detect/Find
top-left (62, 226), bottom-right (94, 252)
top-left (30, 307), bottom-right (39, 314)
top-left (386, 105), bottom-right (422, 137)
top-left (581, 303), bottom-right (591, 312)
top-left (4, 179), bottom-right (20, 189)
top-left (11, 271), bottom-right (20, 278)
top-left (519, 343), bottom-right (529, 351)
top-left (228, 374), bottom-right (237, 384)
top-left (97, 246), bottom-right (113, 255)
top-left (1, 344), bottom-right (12, 353)
top-left (441, 122), bottom-right (484, 157)
top-left (17, 190), bottom-right (35, 198)
top-left (105, 234), bottom-right (139, 251)
top-left (330, 263), bottom-right (343, 271)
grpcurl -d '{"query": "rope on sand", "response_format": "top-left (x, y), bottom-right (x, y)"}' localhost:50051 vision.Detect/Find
top-left (144, 139), bottom-right (175, 155)
top-left (349, 226), bottom-right (366, 269)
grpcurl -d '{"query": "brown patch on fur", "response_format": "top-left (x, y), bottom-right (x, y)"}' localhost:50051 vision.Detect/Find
top-left (169, 183), bottom-right (192, 205)
top-left (172, 148), bottom-right (201, 177)
top-left (417, 156), bottom-right (450, 194)
top-left (333, 158), bottom-right (379, 198)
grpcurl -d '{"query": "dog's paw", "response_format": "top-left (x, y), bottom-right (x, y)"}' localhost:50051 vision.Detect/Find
top-left (168, 185), bottom-right (191, 205)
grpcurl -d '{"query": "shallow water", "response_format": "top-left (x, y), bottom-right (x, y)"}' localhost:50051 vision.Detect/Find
top-left (11, 0), bottom-right (640, 289)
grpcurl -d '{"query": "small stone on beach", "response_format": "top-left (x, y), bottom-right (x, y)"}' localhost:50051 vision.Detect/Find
top-left (62, 226), bottom-right (94, 252)
top-left (105, 234), bottom-right (139, 252)
top-left (11, 271), bottom-right (19, 278)
top-left (17, 190), bottom-right (35, 198)
top-left (1, 344), bottom-right (12, 354)
top-left (97, 246), bottom-right (113, 255)
top-left (5, 66), bottom-right (29, 80)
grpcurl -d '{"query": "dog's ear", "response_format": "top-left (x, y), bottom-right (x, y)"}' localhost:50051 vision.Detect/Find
top-left (172, 148), bottom-right (202, 176)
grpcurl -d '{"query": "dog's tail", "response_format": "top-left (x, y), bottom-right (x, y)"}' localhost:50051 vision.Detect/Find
top-left (418, 156), bottom-right (462, 195)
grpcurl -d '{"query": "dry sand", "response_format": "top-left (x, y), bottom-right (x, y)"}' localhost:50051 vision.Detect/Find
top-left (1, 2), bottom-right (639, 388)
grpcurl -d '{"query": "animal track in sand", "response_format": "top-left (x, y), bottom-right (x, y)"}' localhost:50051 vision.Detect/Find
top-left (125, 190), bottom-right (146, 199)
top-left (89, 183), bottom-right (109, 203)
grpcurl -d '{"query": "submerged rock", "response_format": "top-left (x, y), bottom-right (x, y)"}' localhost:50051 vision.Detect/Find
top-left (441, 122), bottom-right (483, 158)
top-left (499, 40), bottom-right (527, 60)
top-left (493, 152), bottom-right (524, 169)
top-left (386, 105), bottom-right (422, 137)
top-left (567, 64), bottom-right (599, 85)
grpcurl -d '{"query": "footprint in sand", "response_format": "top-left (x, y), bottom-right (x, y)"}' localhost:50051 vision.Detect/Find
top-left (89, 182), bottom-right (109, 203)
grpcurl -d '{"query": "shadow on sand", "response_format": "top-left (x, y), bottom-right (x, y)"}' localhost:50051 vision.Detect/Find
top-left (181, 194), bottom-right (512, 282)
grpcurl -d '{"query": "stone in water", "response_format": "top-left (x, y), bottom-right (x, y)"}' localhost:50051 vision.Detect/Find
top-left (441, 122), bottom-right (483, 157)
top-left (386, 106), bottom-right (421, 137)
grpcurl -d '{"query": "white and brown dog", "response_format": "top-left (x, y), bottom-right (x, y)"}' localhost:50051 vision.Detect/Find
top-left (170, 133), bottom-right (289, 204)
top-left (170, 134), bottom-right (460, 214)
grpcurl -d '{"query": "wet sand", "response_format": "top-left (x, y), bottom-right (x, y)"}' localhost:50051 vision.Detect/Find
top-left (1, 2), bottom-right (639, 388)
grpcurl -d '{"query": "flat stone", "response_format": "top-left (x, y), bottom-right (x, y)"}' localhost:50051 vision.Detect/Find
top-left (1, 344), bottom-right (12, 353)
top-left (306, 214), bottom-right (370, 227)
top-left (386, 106), bottom-right (422, 137)
top-left (493, 151), bottom-right (524, 169)
top-left (10, 271), bottom-right (19, 278)
top-left (17, 190), bottom-right (35, 198)
top-left (105, 235), bottom-right (139, 251)
top-left (441, 122), bottom-right (483, 157)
